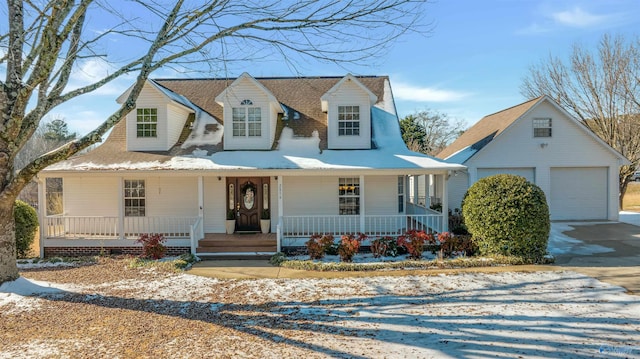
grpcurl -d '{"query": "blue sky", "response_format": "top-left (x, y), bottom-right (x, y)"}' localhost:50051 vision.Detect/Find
top-left (43, 0), bottom-right (640, 134)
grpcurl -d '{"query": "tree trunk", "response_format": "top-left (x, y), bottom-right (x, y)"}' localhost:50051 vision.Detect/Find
top-left (0, 202), bottom-right (19, 284)
top-left (620, 180), bottom-right (629, 210)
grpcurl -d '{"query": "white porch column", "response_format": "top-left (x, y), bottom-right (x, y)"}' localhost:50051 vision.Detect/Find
top-left (37, 177), bottom-right (46, 258)
top-left (277, 175), bottom-right (284, 252)
top-left (118, 177), bottom-right (124, 240)
top-left (412, 175), bottom-right (419, 205)
top-left (198, 176), bottom-right (204, 237)
top-left (425, 175), bottom-right (430, 208)
top-left (359, 175), bottom-right (365, 233)
top-left (441, 173), bottom-right (449, 232)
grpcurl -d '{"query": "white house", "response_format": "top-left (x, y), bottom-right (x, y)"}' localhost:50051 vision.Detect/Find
top-left (437, 96), bottom-right (629, 221)
top-left (38, 73), bottom-right (464, 257)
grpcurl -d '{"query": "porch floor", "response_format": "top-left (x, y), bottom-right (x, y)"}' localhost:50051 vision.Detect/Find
top-left (197, 232), bottom-right (277, 254)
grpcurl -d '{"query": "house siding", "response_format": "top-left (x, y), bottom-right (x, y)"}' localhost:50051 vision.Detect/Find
top-left (127, 83), bottom-right (172, 151)
top-left (64, 176), bottom-right (120, 216)
top-left (326, 80), bottom-right (372, 150)
top-left (283, 176), bottom-right (337, 216)
top-left (166, 103), bottom-right (191, 148)
top-left (203, 176), bottom-right (226, 233)
top-left (364, 176), bottom-right (397, 215)
top-left (221, 77), bottom-right (275, 150)
top-left (143, 177), bottom-right (198, 217)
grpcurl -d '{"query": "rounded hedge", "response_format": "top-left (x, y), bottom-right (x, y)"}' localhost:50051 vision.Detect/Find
top-left (462, 174), bottom-right (550, 261)
top-left (15, 200), bottom-right (38, 258)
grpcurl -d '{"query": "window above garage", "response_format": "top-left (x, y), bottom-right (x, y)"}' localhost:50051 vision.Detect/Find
top-left (533, 118), bottom-right (552, 137)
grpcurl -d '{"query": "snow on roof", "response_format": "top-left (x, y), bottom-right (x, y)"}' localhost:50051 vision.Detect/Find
top-left (46, 107), bottom-right (464, 173)
top-left (181, 109), bottom-right (224, 148)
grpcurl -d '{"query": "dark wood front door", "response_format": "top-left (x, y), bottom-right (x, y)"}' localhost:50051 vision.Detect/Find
top-left (227, 177), bottom-right (269, 232)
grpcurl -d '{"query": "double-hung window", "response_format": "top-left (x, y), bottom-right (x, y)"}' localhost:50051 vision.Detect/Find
top-left (124, 180), bottom-right (145, 217)
top-left (136, 108), bottom-right (157, 138)
top-left (232, 100), bottom-right (261, 137)
top-left (533, 118), bottom-right (552, 137)
top-left (338, 177), bottom-right (360, 215)
top-left (338, 105), bottom-right (360, 136)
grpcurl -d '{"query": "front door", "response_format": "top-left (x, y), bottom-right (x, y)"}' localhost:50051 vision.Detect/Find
top-left (227, 177), bottom-right (269, 232)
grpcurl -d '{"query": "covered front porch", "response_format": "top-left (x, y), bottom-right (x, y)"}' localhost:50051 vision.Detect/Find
top-left (37, 171), bottom-right (451, 257)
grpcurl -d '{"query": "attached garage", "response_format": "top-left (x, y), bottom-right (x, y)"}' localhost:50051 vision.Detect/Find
top-left (477, 168), bottom-right (535, 183)
top-left (550, 167), bottom-right (608, 220)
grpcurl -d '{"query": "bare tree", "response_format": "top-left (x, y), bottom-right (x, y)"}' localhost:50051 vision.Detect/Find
top-left (400, 110), bottom-right (465, 156)
top-left (521, 34), bottom-right (640, 207)
top-left (0, 1), bottom-right (432, 282)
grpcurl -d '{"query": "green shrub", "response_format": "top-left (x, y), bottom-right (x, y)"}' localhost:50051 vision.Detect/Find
top-left (269, 252), bottom-right (287, 266)
top-left (462, 174), bottom-right (550, 261)
top-left (14, 200), bottom-right (38, 258)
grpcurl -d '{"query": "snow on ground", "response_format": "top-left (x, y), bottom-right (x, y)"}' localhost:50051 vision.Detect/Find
top-left (620, 211), bottom-right (640, 227)
top-left (547, 222), bottom-right (615, 256)
top-left (3, 265), bottom-right (640, 358)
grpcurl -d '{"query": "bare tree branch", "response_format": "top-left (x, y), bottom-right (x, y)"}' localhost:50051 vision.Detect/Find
top-left (521, 34), bottom-right (640, 206)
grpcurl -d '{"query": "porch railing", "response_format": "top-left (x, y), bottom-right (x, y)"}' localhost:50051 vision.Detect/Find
top-left (44, 215), bottom-right (199, 239)
top-left (190, 217), bottom-right (204, 254)
top-left (281, 213), bottom-right (444, 239)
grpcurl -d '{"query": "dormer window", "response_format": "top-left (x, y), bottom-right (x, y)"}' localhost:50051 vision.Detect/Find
top-left (338, 105), bottom-right (360, 136)
top-left (232, 100), bottom-right (262, 137)
top-left (136, 108), bottom-right (157, 138)
top-left (533, 118), bottom-right (552, 137)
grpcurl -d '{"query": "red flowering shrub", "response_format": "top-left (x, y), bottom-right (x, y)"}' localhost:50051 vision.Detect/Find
top-left (338, 233), bottom-right (366, 262)
top-left (306, 234), bottom-right (335, 260)
top-left (397, 230), bottom-right (434, 260)
top-left (136, 233), bottom-right (167, 260)
top-left (437, 232), bottom-right (478, 258)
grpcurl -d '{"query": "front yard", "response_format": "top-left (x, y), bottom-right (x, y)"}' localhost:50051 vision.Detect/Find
top-left (2, 257), bottom-right (639, 358)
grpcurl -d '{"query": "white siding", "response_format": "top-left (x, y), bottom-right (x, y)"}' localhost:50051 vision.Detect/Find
top-left (455, 100), bottom-right (621, 220)
top-left (364, 176), bottom-right (398, 215)
top-left (269, 176), bottom-right (278, 230)
top-left (447, 172), bottom-right (468, 212)
top-left (477, 168), bottom-right (535, 182)
top-left (166, 103), bottom-right (191, 148)
top-left (326, 80), bottom-right (372, 150)
top-left (203, 176), bottom-right (226, 233)
top-left (221, 77), bottom-right (275, 150)
top-left (64, 177), bottom-right (119, 216)
top-left (143, 177), bottom-right (198, 217)
top-left (127, 83), bottom-right (170, 151)
top-left (550, 167), bottom-right (608, 220)
top-left (283, 176), bottom-right (337, 215)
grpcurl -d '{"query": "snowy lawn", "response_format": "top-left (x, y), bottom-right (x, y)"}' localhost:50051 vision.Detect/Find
top-left (1, 258), bottom-right (639, 358)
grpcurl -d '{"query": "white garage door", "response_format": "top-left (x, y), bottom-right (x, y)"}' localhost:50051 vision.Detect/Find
top-left (550, 167), bottom-right (608, 220)
top-left (477, 168), bottom-right (535, 183)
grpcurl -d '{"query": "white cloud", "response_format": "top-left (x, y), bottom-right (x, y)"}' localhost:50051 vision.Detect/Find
top-left (392, 82), bottom-right (469, 103)
top-left (550, 7), bottom-right (612, 28)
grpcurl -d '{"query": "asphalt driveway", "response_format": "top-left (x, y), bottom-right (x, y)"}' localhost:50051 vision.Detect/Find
top-left (553, 217), bottom-right (640, 294)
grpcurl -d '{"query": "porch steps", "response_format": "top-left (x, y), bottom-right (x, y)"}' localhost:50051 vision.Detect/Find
top-left (196, 233), bottom-right (277, 254)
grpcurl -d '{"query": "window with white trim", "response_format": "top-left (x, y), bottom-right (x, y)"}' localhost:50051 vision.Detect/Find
top-left (533, 118), bottom-right (552, 137)
top-left (136, 108), bottom-right (157, 138)
top-left (398, 176), bottom-right (404, 213)
top-left (338, 177), bottom-right (360, 215)
top-left (124, 180), bottom-right (145, 217)
top-left (232, 100), bottom-right (261, 137)
top-left (338, 105), bottom-right (360, 136)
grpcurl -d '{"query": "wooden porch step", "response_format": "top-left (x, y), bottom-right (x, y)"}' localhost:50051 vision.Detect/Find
top-left (196, 246), bottom-right (276, 253)
top-left (198, 239), bottom-right (276, 247)
top-left (197, 233), bottom-right (277, 254)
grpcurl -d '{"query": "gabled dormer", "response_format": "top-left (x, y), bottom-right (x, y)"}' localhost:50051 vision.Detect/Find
top-left (322, 74), bottom-right (377, 150)
top-left (117, 80), bottom-right (193, 151)
top-left (215, 72), bottom-right (282, 150)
